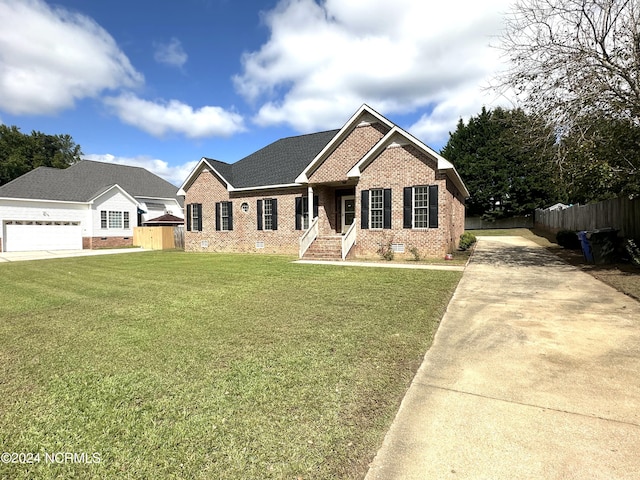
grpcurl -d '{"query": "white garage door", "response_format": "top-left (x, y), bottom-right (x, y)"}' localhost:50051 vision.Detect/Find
top-left (4, 221), bottom-right (82, 252)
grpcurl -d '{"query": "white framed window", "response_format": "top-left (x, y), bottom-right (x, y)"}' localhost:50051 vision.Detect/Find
top-left (257, 198), bottom-right (277, 231)
top-left (190, 204), bottom-right (202, 231)
top-left (101, 210), bottom-right (129, 229)
top-left (413, 186), bottom-right (429, 228)
top-left (263, 198), bottom-right (273, 231)
top-left (221, 202), bottom-right (230, 231)
top-left (403, 185), bottom-right (438, 229)
top-left (370, 189), bottom-right (383, 229)
top-left (108, 211), bottom-right (123, 229)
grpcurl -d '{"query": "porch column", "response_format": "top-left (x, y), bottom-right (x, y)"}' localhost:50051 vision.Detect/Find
top-left (308, 186), bottom-right (314, 220)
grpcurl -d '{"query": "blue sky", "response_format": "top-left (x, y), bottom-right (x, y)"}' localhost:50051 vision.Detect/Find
top-left (0, 0), bottom-right (513, 185)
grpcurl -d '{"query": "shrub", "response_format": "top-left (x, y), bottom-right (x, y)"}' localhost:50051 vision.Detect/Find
top-left (459, 232), bottom-right (477, 251)
top-left (408, 246), bottom-right (421, 261)
top-left (556, 230), bottom-right (581, 249)
top-left (377, 240), bottom-right (395, 261)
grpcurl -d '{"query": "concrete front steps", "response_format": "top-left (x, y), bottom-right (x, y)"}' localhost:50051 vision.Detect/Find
top-left (303, 236), bottom-right (343, 260)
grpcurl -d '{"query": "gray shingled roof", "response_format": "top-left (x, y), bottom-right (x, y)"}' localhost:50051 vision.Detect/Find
top-left (0, 160), bottom-right (180, 203)
top-left (205, 129), bottom-right (340, 189)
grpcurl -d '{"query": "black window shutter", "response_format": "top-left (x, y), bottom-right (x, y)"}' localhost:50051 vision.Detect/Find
top-left (295, 197), bottom-right (302, 230)
top-left (257, 199), bottom-right (263, 230)
top-left (383, 188), bottom-right (392, 229)
top-left (360, 190), bottom-right (369, 229)
top-left (403, 187), bottom-right (413, 229)
top-left (313, 195), bottom-right (319, 218)
top-left (271, 199), bottom-right (278, 230)
top-left (227, 201), bottom-right (233, 231)
top-left (428, 185), bottom-right (439, 228)
top-left (215, 202), bottom-right (221, 231)
top-left (196, 204), bottom-right (203, 231)
top-left (186, 204), bottom-right (192, 231)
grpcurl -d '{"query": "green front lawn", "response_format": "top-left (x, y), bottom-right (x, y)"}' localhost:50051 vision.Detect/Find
top-left (0, 252), bottom-right (461, 479)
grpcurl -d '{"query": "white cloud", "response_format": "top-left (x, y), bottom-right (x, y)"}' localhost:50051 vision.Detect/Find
top-left (84, 153), bottom-right (197, 186)
top-left (0, 0), bottom-right (143, 115)
top-left (234, 0), bottom-right (513, 145)
top-left (103, 93), bottom-right (245, 139)
top-left (154, 37), bottom-right (188, 69)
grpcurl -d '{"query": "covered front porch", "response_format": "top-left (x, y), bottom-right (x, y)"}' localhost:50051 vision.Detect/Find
top-left (299, 183), bottom-right (358, 259)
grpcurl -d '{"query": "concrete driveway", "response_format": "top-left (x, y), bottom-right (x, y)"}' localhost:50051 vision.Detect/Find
top-left (366, 235), bottom-right (640, 480)
top-left (0, 247), bottom-right (148, 263)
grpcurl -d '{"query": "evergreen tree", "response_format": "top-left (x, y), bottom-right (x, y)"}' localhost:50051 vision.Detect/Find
top-left (441, 107), bottom-right (562, 219)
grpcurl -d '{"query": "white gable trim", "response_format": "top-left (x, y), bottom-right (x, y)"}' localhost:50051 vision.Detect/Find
top-left (294, 104), bottom-right (394, 184)
top-left (90, 184), bottom-right (139, 205)
top-left (178, 158), bottom-right (234, 195)
top-left (347, 127), bottom-right (470, 198)
top-left (229, 183), bottom-right (302, 193)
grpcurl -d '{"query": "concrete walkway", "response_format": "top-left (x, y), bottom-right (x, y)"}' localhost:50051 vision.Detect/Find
top-left (294, 259), bottom-right (465, 271)
top-left (366, 236), bottom-right (640, 480)
top-left (0, 247), bottom-right (148, 263)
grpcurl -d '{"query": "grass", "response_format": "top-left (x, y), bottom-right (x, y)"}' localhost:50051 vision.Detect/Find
top-left (0, 252), bottom-right (462, 479)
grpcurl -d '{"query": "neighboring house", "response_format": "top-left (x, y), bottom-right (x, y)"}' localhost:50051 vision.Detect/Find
top-left (0, 160), bottom-right (183, 252)
top-left (179, 105), bottom-right (469, 259)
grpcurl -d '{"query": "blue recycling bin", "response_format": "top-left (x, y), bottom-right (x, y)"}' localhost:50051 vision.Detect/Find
top-left (578, 231), bottom-right (594, 263)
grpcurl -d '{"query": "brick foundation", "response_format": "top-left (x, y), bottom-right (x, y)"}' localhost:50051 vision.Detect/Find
top-left (88, 236), bottom-right (134, 249)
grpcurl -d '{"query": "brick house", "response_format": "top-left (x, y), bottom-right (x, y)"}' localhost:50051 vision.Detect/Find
top-left (179, 105), bottom-right (469, 259)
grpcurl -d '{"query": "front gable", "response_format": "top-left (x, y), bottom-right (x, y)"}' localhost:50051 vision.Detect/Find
top-left (348, 127), bottom-right (470, 198)
top-left (296, 105), bottom-right (394, 184)
top-left (178, 158), bottom-right (233, 196)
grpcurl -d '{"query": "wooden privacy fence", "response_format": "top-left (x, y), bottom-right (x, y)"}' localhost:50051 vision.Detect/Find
top-left (134, 226), bottom-right (184, 250)
top-left (535, 196), bottom-right (640, 238)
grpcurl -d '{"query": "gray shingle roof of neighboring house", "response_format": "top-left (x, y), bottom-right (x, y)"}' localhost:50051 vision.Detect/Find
top-left (0, 160), bottom-right (181, 203)
top-left (205, 129), bottom-right (340, 189)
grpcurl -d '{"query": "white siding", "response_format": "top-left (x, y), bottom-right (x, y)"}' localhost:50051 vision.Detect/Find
top-left (92, 189), bottom-right (137, 237)
top-left (137, 197), bottom-right (184, 223)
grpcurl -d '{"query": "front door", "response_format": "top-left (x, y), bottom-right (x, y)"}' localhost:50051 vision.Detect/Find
top-left (341, 196), bottom-right (355, 233)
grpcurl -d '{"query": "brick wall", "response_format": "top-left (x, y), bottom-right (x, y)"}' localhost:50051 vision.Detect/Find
top-left (184, 170), bottom-right (309, 255)
top-left (183, 128), bottom-right (466, 259)
top-left (88, 236), bottom-right (133, 249)
top-left (355, 144), bottom-right (465, 258)
top-left (308, 123), bottom-right (389, 184)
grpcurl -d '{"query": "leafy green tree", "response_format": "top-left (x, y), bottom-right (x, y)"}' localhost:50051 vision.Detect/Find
top-left (0, 125), bottom-right (82, 185)
top-left (441, 107), bottom-right (563, 219)
top-left (496, 0), bottom-right (640, 202)
top-left (559, 117), bottom-right (640, 203)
